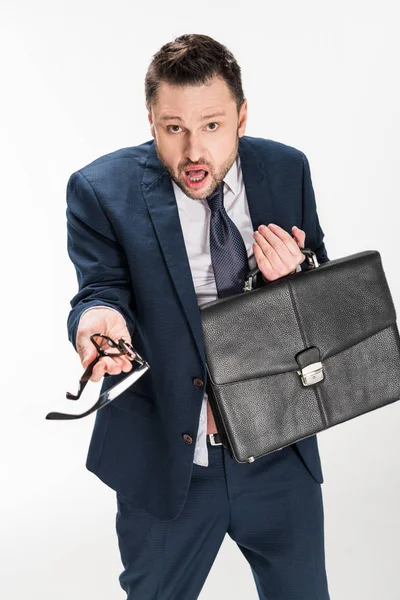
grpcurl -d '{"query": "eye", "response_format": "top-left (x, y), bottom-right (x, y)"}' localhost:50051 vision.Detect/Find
top-left (167, 125), bottom-right (182, 133)
top-left (166, 122), bottom-right (220, 133)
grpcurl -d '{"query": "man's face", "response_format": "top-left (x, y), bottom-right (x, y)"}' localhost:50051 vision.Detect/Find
top-left (147, 75), bottom-right (248, 200)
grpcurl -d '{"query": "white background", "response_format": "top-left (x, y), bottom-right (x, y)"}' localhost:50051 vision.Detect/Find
top-left (1, 0), bottom-right (399, 598)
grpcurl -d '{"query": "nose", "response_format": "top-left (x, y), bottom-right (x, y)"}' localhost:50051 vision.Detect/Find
top-left (183, 133), bottom-right (205, 164)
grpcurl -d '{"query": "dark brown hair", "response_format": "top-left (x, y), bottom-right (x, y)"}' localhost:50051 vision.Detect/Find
top-left (145, 34), bottom-right (245, 114)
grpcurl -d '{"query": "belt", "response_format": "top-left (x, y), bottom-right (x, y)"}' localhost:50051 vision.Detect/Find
top-left (206, 432), bottom-right (223, 446)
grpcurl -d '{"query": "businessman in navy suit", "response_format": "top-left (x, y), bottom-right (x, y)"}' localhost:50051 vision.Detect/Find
top-left (66, 34), bottom-right (331, 599)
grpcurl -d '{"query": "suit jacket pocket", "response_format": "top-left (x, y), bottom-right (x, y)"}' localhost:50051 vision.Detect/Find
top-left (112, 388), bottom-right (154, 416)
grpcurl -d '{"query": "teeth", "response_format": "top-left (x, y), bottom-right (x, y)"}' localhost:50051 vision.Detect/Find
top-left (188, 173), bottom-right (206, 182)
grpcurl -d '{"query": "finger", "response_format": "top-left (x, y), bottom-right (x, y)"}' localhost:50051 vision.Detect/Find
top-left (90, 357), bottom-right (117, 382)
top-left (90, 355), bottom-right (132, 382)
top-left (253, 227), bottom-right (292, 271)
top-left (120, 357), bottom-right (134, 373)
top-left (292, 225), bottom-right (306, 249)
top-left (78, 339), bottom-right (98, 369)
top-left (253, 237), bottom-right (295, 279)
top-left (265, 223), bottom-right (301, 257)
top-left (253, 240), bottom-right (275, 279)
top-left (109, 354), bottom-right (134, 372)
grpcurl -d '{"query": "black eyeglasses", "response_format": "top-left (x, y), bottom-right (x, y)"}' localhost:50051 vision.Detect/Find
top-left (45, 333), bottom-right (150, 421)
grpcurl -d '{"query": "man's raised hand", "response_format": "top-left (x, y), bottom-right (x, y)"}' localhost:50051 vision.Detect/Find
top-left (76, 308), bottom-right (134, 382)
top-left (253, 224), bottom-right (306, 281)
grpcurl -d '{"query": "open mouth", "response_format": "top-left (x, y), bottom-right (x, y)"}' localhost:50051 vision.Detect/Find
top-left (184, 169), bottom-right (209, 188)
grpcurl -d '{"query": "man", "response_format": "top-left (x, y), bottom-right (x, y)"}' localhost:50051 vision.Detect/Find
top-left (66, 33), bottom-right (330, 599)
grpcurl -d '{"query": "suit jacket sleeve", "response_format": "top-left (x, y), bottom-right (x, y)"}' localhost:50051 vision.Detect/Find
top-left (66, 170), bottom-right (136, 352)
top-left (299, 152), bottom-right (330, 271)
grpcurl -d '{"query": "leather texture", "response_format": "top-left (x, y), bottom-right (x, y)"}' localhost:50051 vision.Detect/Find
top-left (200, 249), bottom-right (400, 463)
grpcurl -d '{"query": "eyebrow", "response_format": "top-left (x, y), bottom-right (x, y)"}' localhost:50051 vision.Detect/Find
top-left (159, 112), bottom-right (227, 122)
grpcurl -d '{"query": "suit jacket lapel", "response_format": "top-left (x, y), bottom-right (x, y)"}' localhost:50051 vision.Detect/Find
top-left (238, 136), bottom-right (275, 231)
top-left (141, 135), bottom-right (273, 364)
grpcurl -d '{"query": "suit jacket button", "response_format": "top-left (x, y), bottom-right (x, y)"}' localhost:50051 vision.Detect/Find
top-left (193, 377), bottom-right (204, 388)
top-left (183, 434), bottom-right (193, 444)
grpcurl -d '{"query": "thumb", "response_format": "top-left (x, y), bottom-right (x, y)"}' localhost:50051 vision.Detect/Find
top-left (79, 341), bottom-right (98, 369)
top-left (292, 225), bottom-right (306, 249)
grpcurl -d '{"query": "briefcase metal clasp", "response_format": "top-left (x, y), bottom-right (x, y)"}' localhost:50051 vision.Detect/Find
top-left (296, 361), bottom-right (324, 386)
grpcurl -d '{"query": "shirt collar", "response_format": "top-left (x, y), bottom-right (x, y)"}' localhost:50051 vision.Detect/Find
top-left (222, 152), bottom-right (239, 196)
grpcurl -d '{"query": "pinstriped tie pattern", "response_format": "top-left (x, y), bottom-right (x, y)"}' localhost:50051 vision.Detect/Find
top-left (206, 181), bottom-right (249, 298)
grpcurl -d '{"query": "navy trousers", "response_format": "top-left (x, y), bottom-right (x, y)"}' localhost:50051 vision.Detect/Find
top-left (115, 439), bottom-right (331, 599)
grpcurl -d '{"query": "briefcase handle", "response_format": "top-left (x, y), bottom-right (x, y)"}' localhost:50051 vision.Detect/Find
top-left (243, 248), bottom-right (320, 292)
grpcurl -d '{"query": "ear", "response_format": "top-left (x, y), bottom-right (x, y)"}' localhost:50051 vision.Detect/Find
top-left (147, 110), bottom-right (155, 138)
top-left (238, 98), bottom-right (248, 137)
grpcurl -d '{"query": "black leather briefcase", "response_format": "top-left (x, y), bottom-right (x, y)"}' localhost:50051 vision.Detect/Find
top-left (199, 248), bottom-right (400, 463)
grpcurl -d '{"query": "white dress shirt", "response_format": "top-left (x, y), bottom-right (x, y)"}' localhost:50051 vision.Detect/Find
top-left (77, 153), bottom-right (301, 467)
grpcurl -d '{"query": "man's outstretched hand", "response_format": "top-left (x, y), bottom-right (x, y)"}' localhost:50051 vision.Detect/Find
top-left (76, 308), bottom-right (134, 382)
top-left (253, 224), bottom-right (306, 282)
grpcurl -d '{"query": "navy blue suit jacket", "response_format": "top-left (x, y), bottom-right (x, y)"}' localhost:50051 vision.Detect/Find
top-left (66, 135), bottom-right (330, 521)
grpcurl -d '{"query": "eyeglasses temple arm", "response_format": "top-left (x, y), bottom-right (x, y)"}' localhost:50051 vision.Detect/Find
top-left (65, 355), bottom-right (101, 401)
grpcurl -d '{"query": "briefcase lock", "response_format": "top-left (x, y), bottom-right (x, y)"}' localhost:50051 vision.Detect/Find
top-left (295, 346), bottom-right (324, 387)
top-left (296, 361), bottom-right (324, 386)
